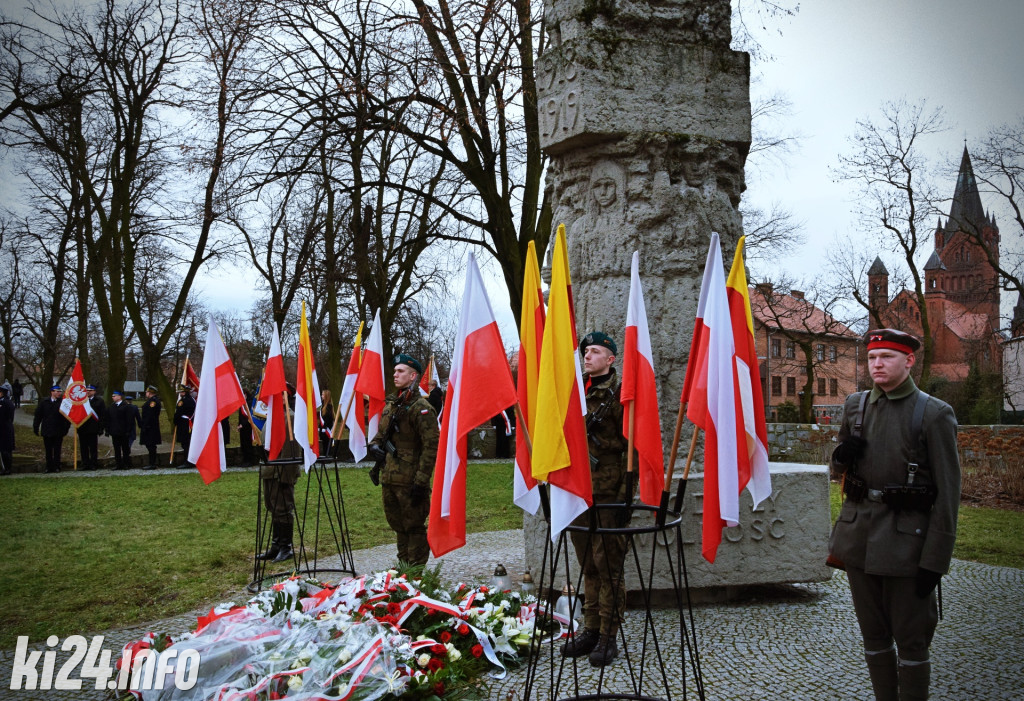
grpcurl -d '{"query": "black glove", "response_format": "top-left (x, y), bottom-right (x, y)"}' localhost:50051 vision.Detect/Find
top-left (914, 568), bottom-right (942, 598)
top-left (410, 483), bottom-right (430, 502)
top-left (368, 464), bottom-right (381, 486)
top-left (832, 436), bottom-right (867, 466)
top-left (368, 444), bottom-right (387, 462)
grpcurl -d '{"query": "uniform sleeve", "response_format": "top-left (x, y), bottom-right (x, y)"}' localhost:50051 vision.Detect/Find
top-left (368, 403), bottom-right (391, 448)
top-left (830, 394), bottom-right (857, 474)
top-left (414, 402), bottom-right (439, 487)
top-left (919, 401), bottom-right (960, 574)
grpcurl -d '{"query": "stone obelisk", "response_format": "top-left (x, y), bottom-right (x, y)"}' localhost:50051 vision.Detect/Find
top-left (538, 0), bottom-right (751, 443)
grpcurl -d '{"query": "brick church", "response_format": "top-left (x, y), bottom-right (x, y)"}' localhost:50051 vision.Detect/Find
top-left (867, 146), bottom-right (1002, 381)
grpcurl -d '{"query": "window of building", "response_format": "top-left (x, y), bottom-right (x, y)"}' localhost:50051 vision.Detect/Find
top-left (830, 379), bottom-right (838, 396)
top-left (817, 378), bottom-right (826, 395)
top-left (786, 377), bottom-right (796, 396)
top-left (772, 376), bottom-right (782, 396)
top-left (829, 345), bottom-right (837, 362)
top-left (816, 344), bottom-right (824, 361)
top-left (771, 338), bottom-right (781, 358)
top-left (786, 341), bottom-right (795, 359)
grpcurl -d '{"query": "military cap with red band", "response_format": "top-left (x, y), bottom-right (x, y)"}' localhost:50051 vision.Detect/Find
top-left (865, 328), bottom-right (921, 354)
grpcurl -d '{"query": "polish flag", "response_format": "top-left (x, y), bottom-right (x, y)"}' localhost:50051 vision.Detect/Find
top-left (354, 310), bottom-right (386, 445)
top-left (418, 355), bottom-right (435, 396)
top-left (621, 251), bottom-right (665, 505)
top-left (182, 353), bottom-right (201, 391)
top-left (294, 302), bottom-right (321, 471)
top-left (60, 358), bottom-right (97, 428)
top-left (513, 240), bottom-right (544, 514)
top-left (684, 233), bottom-right (742, 563)
top-left (258, 324), bottom-right (288, 461)
top-left (340, 323), bottom-right (367, 463)
top-left (428, 254), bottom-right (518, 557)
top-left (188, 317), bottom-right (247, 484)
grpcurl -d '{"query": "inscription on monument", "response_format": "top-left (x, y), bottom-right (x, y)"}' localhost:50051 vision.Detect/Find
top-left (537, 50), bottom-right (579, 140)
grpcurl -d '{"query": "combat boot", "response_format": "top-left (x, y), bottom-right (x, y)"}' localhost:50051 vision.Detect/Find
top-left (560, 628), bottom-right (599, 658)
top-left (588, 634), bottom-right (619, 667)
top-left (865, 647), bottom-right (898, 701)
top-left (897, 659), bottom-right (930, 701)
top-left (272, 520), bottom-right (294, 563)
top-left (256, 526), bottom-right (280, 561)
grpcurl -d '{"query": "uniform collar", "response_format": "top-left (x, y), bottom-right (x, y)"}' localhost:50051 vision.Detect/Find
top-left (586, 368), bottom-right (616, 390)
top-left (869, 375), bottom-right (917, 403)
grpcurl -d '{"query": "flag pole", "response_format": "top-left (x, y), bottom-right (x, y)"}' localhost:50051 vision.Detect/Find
top-left (623, 400), bottom-right (636, 523)
top-left (513, 401), bottom-right (532, 455)
top-left (659, 401), bottom-right (690, 524)
top-left (73, 427), bottom-right (78, 471)
top-left (282, 390), bottom-right (294, 441)
top-left (328, 388), bottom-right (358, 455)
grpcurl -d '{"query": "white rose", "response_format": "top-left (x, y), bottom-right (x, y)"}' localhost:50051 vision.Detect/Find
top-left (338, 649), bottom-right (352, 664)
top-left (287, 675), bottom-right (303, 691)
top-left (449, 648), bottom-right (461, 662)
top-left (417, 653), bottom-right (431, 667)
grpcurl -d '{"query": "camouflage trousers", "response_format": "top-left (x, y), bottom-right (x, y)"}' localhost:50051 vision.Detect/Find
top-left (382, 484), bottom-right (431, 566)
top-left (570, 505), bottom-right (630, 636)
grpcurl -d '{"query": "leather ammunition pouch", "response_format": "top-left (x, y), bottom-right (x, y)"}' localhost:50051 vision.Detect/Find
top-left (842, 472), bottom-right (868, 502)
top-left (881, 483), bottom-right (938, 511)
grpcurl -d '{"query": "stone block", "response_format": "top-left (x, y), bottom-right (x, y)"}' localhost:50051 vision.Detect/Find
top-left (524, 462), bottom-right (832, 593)
top-left (536, 35), bottom-right (750, 153)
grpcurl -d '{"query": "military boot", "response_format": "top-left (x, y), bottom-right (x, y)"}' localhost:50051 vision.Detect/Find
top-left (589, 634), bottom-right (619, 667)
top-left (865, 647), bottom-right (898, 701)
top-left (898, 659), bottom-right (930, 701)
top-left (255, 526), bottom-right (280, 561)
top-left (272, 520), bottom-right (294, 563)
top-left (560, 628), bottom-right (599, 658)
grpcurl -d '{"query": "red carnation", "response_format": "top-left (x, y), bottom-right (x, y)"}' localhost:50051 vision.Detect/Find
top-left (458, 624), bottom-right (470, 636)
top-left (387, 602), bottom-right (401, 614)
top-left (431, 643), bottom-right (445, 655)
top-left (471, 644), bottom-right (484, 658)
top-left (479, 586), bottom-right (489, 593)
top-left (440, 631), bottom-right (452, 644)
top-left (428, 657), bottom-right (444, 673)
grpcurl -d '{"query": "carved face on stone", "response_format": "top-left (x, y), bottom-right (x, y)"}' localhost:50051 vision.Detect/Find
top-left (588, 160), bottom-right (625, 212)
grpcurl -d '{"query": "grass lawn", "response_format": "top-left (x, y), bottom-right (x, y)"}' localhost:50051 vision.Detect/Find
top-left (0, 462), bottom-right (521, 649)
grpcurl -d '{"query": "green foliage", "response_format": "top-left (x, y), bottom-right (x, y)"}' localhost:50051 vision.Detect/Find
top-left (775, 401), bottom-right (801, 423)
top-left (0, 462), bottom-right (520, 648)
top-left (928, 363), bottom-right (1003, 425)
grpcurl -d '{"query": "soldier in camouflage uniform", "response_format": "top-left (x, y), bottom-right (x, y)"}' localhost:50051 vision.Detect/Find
top-left (368, 354), bottom-right (439, 567)
top-left (256, 387), bottom-right (301, 564)
top-left (562, 331), bottom-right (632, 667)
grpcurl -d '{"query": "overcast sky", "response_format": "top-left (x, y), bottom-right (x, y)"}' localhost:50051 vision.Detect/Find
top-left (742, 0), bottom-right (1024, 289)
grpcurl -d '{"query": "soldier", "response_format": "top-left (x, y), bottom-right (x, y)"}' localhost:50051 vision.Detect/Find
top-left (106, 390), bottom-right (139, 470)
top-left (367, 354), bottom-right (439, 567)
top-left (562, 331), bottom-right (632, 667)
top-left (79, 385), bottom-right (106, 470)
top-left (33, 385), bottom-right (70, 473)
top-left (0, 385), bottom-right (14, 475)
top-left (139, 385), bottom-right (162, 470)
top-left (828, 329), bottom-right (960, 701)
top-left (173, 384), bottom-right (196, 468)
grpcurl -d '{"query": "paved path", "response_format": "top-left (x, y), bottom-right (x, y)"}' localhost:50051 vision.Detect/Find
top-left (2, 527), bottom-right (1022, 700)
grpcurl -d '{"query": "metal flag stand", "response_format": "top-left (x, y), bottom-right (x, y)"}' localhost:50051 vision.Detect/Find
top-left (522, 497), bottom-right (705, 701)
top-left (247, 451), bottom-right (356, 592)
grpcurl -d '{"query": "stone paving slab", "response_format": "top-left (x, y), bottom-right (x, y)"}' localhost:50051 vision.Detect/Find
top-left (2, 530), bottom-right (1022, 700)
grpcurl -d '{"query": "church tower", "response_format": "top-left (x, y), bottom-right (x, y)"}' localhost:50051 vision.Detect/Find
top-left (867, 256), bottom-right (889, 314)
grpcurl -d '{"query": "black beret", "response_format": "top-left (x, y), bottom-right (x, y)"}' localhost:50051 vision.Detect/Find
top-left (865, 328), bottom-right (921, 354)
top-left (393, 353), bottom-right (422, 374)
top-left (579, 331), bottom-right (617, 356)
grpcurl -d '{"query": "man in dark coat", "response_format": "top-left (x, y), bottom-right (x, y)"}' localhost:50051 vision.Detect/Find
top-left (829, 329), bottom-right (960, 701)
top-left (427, 380), bottom-right (444, 416)
top-left (173, 385), bottom-right (196, 468)
top-left (139, 386), bottom-right (162, 469)
top-left (238, 393), bottom-right (254, 466)
top-left (106, 390), bottom-right (139, 470)
top-left (11, 379), bottom-right (22, 408)
top-left (33, 385), bottom-right (70, 473)
top-left (0, 385), bottom-right (15, 474)
top-left (78, 385), bottom-right (106, 470)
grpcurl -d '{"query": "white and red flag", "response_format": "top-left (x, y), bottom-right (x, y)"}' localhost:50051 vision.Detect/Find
top-left (60, 358), bottom-right (97, 428)
top-left (620, 251), bottom-right (665, 505)
top-left (294, 302), bottom-right (321, 471)
top-left (258, 324), bottom-right (288, 461)
top-left (181, 353), bottom-right (201, 391)
top-left (683, 233), bottom-right (741, 563)
top-left (513, 240), bottom-right (544, 514)
top-left (354, 310), bottom-right (386, 445)
top-left (340, 323), bottom-right (367, 463)
top-left (188, 317), bottom-right (247, 484)
top-left (418, 355), bottom-right (436, 396)
top-left (428, 254), bottom-right (517, 557)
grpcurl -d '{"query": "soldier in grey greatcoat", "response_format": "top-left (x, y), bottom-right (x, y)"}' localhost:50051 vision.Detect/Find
top-left (367, 354), bottom-right (439, 567)
top-left (562, 331), bottom-right (633, 668)
top-left (828, 329), bottom-right (960, 701)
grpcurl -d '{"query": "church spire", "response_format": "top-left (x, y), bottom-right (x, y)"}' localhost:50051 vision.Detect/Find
top-left (945, 145), bottom-right (987, 235)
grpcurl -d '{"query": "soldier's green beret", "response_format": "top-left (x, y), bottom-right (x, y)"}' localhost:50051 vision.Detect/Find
top-left (579, 331), bottom-right (617, 356)
top-left (393, 353), bottom-right (422, 374)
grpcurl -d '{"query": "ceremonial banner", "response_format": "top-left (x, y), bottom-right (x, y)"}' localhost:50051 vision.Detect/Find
top-left (428, 254), bottom-right (517, 557)
top-left (188, 317), bottom-right (247, 484)
top-left (354, 310), bottom-right (386, 444)
top-left (60, 359), bottom-right (97, 428)
top-left (182, 353), bottom-right (201, 391)
top-left (621, 251), bottom-right (665, 505)
top-left (684, 234), bottom-right (741, 563)
top-left (340, 323), bottom-right (367, 463)
top-left (726, 236), bottom-right (772, 510)
top-left (259, 324), bottom-right (288, 461)
top-left (418, 355), bottom-right (435, 397)
top-left (532, 225), bottom-right (591, 541)
top-left (294, 302), bottom-right (321, 471)
top-left (513, 240), bottom-right (544, 515)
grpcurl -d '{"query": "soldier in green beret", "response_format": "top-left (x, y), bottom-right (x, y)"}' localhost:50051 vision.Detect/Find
top-left (562, 331), bottom-right (632, 667)
top-left (368, 354), bottom-right (439, 567)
